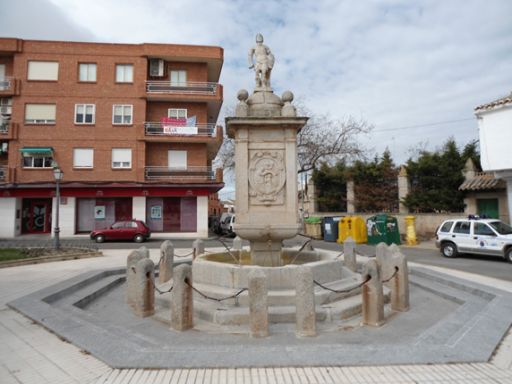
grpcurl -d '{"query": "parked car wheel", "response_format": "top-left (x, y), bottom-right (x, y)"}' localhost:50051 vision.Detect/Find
top-left (134, 234), bottom-right (145, 243)
top-left (441, 242), bottom-right (458, 258)
top-left (505, 247), bottom-right (512, 263)
top-left (95, 234), bottom-right (105, 243)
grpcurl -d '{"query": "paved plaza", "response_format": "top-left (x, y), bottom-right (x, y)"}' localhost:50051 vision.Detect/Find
top-left (1, 248), bottom-right (512, 383)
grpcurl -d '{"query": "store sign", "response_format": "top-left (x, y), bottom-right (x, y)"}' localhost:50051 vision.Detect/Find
top-left (151, 206), bottom-right (162, 219)
top-left (95, 205), bottom-right (106, 220)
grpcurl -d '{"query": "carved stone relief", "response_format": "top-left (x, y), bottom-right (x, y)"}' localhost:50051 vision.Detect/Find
top-left (248, 150), bottom-right (286, 205)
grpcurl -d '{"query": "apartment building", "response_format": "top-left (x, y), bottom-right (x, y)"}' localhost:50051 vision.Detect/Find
top-left (0, 38), bottom-right (224, 238)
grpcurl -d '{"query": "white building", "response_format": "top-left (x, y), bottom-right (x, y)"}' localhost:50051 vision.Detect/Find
top-left (475, 91), bottom-right (512, 224)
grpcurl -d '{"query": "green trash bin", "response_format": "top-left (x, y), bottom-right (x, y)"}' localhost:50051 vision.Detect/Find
top-left (304, 216), bottom-right (322, 239)
top-left (366, 214), bottom-right (401, 245)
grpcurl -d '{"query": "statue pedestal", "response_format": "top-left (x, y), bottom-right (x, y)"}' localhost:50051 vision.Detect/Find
top-left (227, 116), bottom-right (307, 267)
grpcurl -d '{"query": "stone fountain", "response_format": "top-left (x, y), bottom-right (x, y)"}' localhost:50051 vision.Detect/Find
top-left (188, 34), bottom-right (386, 328)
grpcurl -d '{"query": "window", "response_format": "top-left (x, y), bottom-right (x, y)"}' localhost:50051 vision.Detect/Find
top-left (27, 61), bottom-right (59, 81)
top-left (75, 104), bottom-right (95, 124)
top-left (439, 221), bottom-right (454, 233)
top-left (170, 70), bottom-right (187, 85)
top-left (168, 108), bottom-right (187, 119)
top-left (115, 64), bottom-right (133, 83)
top-left (79, 63), bottom-right (96, 82)
top-left (73, 148), bottom-right (94, 168)
top-left (22, 156), bottom-right (53, 168)
top-left (112, 105), bottom-right (133, 125)
top-left (112, 148), bottom-right (132, 169)
top-left (168, 150), bottom-right (187, 169)
top-left (453, 221), bottom-right (470, 234)
top-left (25, 104), bottom-right (56, 124)
top-left (474, 223), bottom-right (496, 236)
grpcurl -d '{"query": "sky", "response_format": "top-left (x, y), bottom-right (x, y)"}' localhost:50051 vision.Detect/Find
top-left (1, 0), bottom-right (511, 198)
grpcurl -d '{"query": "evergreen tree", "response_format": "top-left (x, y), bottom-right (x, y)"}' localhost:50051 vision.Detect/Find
top-left (312, 161), bottom-right (348, 212)
top-left (350, 149), bottom-right (399, 212)
top-left (403, 138), bottom-right (468, 212)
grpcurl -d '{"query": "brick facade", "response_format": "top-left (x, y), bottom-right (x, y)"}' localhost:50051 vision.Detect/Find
top-left (0, 38), bottom-right (224, 238)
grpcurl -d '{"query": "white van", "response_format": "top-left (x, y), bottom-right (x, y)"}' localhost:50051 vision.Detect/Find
top-left (219, 213), bottom-right (236, 236)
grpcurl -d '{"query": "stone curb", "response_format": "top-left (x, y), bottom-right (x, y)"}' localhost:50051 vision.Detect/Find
top-left (0, 251), bottom-right (103, 268)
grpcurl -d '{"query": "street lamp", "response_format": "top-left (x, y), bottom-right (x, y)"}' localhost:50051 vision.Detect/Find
top-left (53, 166), bottom-right (63, 250)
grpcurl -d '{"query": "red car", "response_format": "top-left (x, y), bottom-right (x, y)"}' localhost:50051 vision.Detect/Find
top-left (90, 220), bottom-right (151, 243)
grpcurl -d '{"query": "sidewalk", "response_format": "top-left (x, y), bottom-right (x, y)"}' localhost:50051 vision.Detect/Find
top-left (0, 249), bottom-right (511, 383)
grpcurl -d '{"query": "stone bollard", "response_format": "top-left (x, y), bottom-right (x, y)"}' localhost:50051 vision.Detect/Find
top-left (233, 236), bottom-right (243, 251)
top-left (376, 242), bottom-right (394, 281)
top-left (390, 252), bottom-right (410, 312)
top-left (361, 259), bottom-right (385, 326)
top-left (343, 236), bottom-right (357, 272)
top-left (248, 269), bottom-right (269, 338)
top-left (170, 264), bottom-right (193, 331)
top-left (159, 240), bottom-right (174, 284)
top-left (192, 239), bottom-right (204, 260)
top-left (295, 266), bottom-right (316, 337)
top-left (133, 258), bottom-right (155, 317)
top-left (137, 246), bottom-right (150, 259)
top-left (126, 248), bottom-right (148, 308)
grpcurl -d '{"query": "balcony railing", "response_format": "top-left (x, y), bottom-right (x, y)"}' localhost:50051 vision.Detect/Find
top-left (146, 81), bottom-right (218, 95)
top-left (0, 166), bottom-right (7, 181)
top-left (145, 166), bottom-right (215, 181)
top-left (144, 122), bottom-right (216, 137)
top-left (0, 77), bottom-right (12, 91)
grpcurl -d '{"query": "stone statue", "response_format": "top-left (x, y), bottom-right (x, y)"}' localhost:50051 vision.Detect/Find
top-left (248, 33), bottom-right (275, 90)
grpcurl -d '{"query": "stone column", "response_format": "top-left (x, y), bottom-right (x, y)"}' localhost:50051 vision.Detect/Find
top-left (390, 253), bottom-right (410, 312)
top-left (132, 258), bottom-right (155, 317)
top-left (346, 180), bottom-right (355, 214)
top-left (295, 267), bottom-right (316, 337)
top-left (361, 259), bottom-right (384, 326)
top-left (343, 236), bottom-right (357, 272)
top-left (398, 166), bottom-right (410, 214)
top-left (248, 269), bottom-right (269, 338)
top-left (126, 248), bottom-right (148, 308)
top-left (170, 264), bottom-right (193, 331)
top-left (159, 240), bottom-right (174, 284)
top-left (233, 236), bottom-right (243, 251)
top-left (192, 239), bottom-right (204, 260)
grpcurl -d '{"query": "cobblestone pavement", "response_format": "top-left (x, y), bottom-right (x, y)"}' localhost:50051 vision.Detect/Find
top-left (1, 249), bottom-right (511, 383)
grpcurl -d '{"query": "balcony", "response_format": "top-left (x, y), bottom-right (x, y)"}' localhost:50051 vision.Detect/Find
top-left (146, 81), bottom-right (218, 95)
top-left (144, 122), bottom-right (216, 137)
top-left (0, 122), bottom-right (18, 139)
top-left (0, 166), bottom-right (7, 182)
top-left (0, 77), bottom-right (19, 96)
top-left (145, 166), bottom-right (215, 181)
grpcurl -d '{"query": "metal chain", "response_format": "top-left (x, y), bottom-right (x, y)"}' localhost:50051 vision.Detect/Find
top-left (313, 276), bottom-right (371, 294)
top-left (149, 278), bottom-right (173, 295)
top-left (173, 250), bottom-right (195, 258)
top-left (185, 279), bottom-right (247, 302)
top-left (288, 238), bottom-right (314, 265)
top-left (381, 266), bottom-right (399, 283)
top-left (210, 237), bottom-right (240, 265)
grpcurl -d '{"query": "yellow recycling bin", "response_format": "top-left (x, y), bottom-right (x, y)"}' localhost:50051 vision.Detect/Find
top-left (337, 216), bottom-right (368, 244)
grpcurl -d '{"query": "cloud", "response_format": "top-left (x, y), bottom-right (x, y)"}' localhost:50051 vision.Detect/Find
top-left (2, 0), bottom-right (511, 166)
top-left (0, 0), bottom-right (94, 41)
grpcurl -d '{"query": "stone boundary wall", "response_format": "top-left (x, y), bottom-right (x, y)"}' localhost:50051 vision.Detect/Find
top-left (310, 212), bottom-right (464, 238)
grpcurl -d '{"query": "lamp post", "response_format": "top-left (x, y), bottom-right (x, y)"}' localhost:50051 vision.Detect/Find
top-left (53, 166), bottom-right (63, 250)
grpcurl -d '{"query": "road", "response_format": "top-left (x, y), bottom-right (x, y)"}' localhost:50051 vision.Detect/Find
top-left (1, 235), bottom-right (511, 281)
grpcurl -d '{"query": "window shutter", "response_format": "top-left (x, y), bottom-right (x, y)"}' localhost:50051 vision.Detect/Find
top-left (27, 61), bottom-right (59, 80)
top-left (73, 148), bottom-right (94, 168)
top-left (25, 104), bottom-right (56, 120)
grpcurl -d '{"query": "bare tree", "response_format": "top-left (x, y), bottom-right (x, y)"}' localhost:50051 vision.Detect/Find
top-left (215, 102), bottom-right (372, 173)
top-left (296, 103), bottom-right (372, 174)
